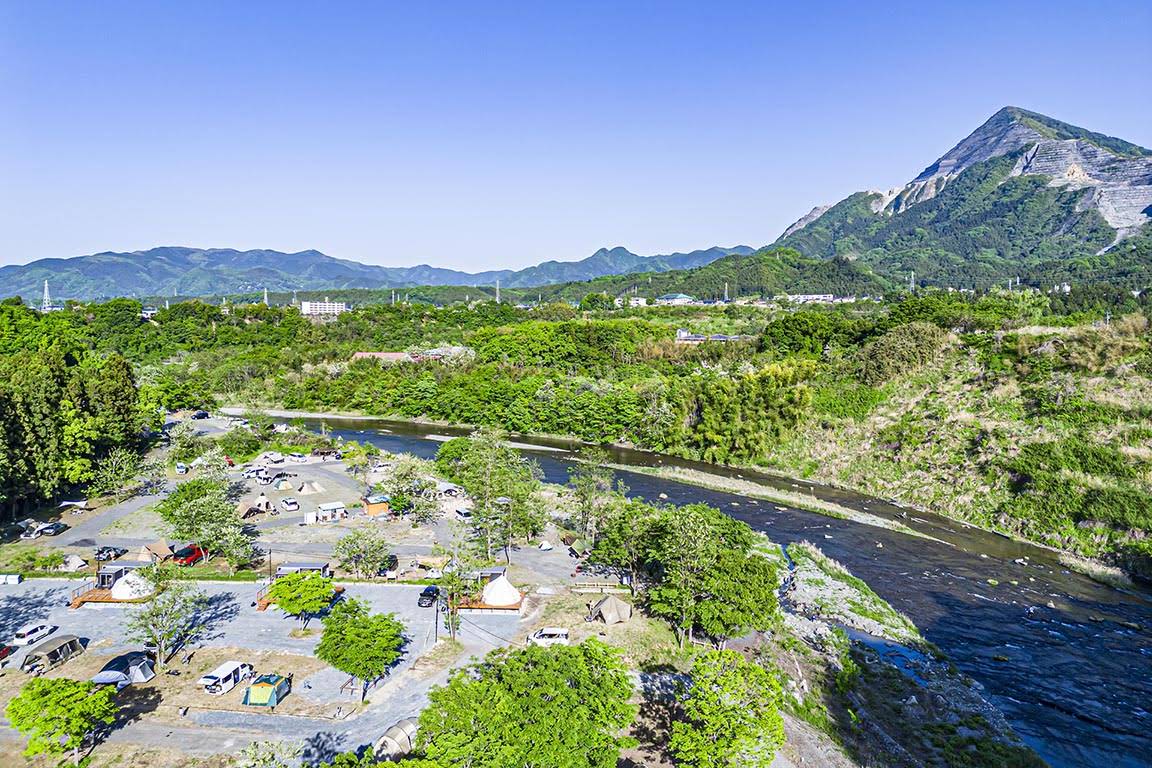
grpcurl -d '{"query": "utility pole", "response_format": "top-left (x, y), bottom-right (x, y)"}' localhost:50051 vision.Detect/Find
top-left (495, 279), bottom-right (501, 304)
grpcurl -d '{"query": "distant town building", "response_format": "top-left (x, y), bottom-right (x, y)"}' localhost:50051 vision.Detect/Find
top-left (654, 293), bottom-right (696, 306)
top-left (300, 299), bottom-right (350, 317)
top-left (141, 307), bottom-right (159, 320)
top-left (351, 351), bottom-right (410, 364)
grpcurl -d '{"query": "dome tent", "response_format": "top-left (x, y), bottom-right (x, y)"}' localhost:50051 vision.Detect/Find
top-left (110, 570), bottom-right (155, 600)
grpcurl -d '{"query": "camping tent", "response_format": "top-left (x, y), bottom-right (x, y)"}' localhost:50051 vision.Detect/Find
top-left (588, 594), bottom-right (633, 625)
top-left (21, 635), bottom-right (83, 673)
top-left (253, 494), bottom-right (273, 512)
top-left (59, 554), bottom-right (89, 573)
top-left (110, 570), bottom-right (155, 600)
top-left (567, 538), bottom-right (592, 557)
top-left (375, 718), bottom-right (419, 759)
top-left (243, 674), bottom-right (291, 707)
top-left (481, 575), bottom-right (522, 607)
top-left (137, 539), bottom-right (172, 564)
top-left (91, 652), bottom-right (155, 690)
top-left (275, 480), bottom-right (294, 491)
top-left (297, 481), bottom-right (325, 495)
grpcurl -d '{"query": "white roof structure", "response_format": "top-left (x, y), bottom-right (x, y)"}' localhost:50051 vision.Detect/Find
top-left (110, 570), bottom-right (155, 600)
top-left (481, 575), bottom-right (522, 607)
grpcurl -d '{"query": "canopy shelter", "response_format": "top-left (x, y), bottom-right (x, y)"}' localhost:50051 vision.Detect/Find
top-left (243, 673), bottom-right (291, 707)
top-left (21, 635), bottom-right (84, 673)
top-left (588, 594), bottom-right (633, 625)
top-left (297, 481), bottom-right (325, 496)
top-left (137, 539), bottom-right (172, 564)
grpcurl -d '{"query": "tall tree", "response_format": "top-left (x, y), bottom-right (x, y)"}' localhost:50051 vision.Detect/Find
top-left (266, 571), bottom-right (334, 628)
top-left (124, 581), bottom-right (208, 668)
top-left (315, 598), bottom-right (406, 700)
top-left (333, 527), bottom-right (393, 579)
top-left (413, 641), bottom-right (636, 768)
top-left (670, 650), bottom-right (785, 768)
top-left (6, 678), bottom-right (120, 766)
top-left (454, 429), bottom-right (544, 562)
top-left (567, 447), bottom-right (615, 542)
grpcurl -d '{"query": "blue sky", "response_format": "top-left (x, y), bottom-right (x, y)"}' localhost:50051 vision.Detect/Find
top-left (1, 0), bottom-right (1149, 271)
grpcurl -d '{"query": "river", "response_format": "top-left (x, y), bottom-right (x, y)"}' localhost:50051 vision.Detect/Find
top-left (308, 417), bottom-right (1152, 768)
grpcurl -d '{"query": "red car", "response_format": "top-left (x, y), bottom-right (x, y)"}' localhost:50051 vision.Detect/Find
top-left (173, 545), bottom-right (207, 566)
top-left (0, 644), bottom-right (14, 662)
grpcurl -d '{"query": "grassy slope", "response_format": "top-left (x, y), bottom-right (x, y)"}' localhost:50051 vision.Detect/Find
top-left (767, 326), bottom-right (1152, 574)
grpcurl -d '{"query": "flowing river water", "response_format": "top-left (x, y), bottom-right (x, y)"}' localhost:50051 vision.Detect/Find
top-left (307, 417), bottom-right (1152, 768)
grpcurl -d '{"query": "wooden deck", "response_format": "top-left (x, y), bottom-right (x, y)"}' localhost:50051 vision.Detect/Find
top-left (69, 587), bottom-right (117, 609)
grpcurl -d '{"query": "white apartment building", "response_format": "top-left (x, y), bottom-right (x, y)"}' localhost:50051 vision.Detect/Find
top-left (300, 299), bottom-right (350, 316)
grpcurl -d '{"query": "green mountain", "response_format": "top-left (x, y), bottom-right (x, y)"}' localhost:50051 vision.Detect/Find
top-left (0, 244), bottom-right (752, 302)
top-left (773, 107), bottom-right (1152, 289)
top-left (535, 247), bottom-right (892, 301)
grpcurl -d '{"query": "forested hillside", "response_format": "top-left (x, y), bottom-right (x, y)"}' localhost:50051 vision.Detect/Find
top-left (2, 286), bottom-right (1150, 578)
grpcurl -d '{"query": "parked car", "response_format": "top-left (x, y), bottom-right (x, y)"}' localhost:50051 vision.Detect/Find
top-left (527, 627), bottom-right (570, 647)
top-left (417, 586), bottom-right (440, 607)
top-left (198, 661), bottom-right (255, 695)
top-left (19, 526), bottom-right (43, 540)
top-left (279, 497), bottom-right (300, 513)
top-left (242, 467), bottom-right (268, 479)
top-left (39, 522), bottom-right (68, 536)
top-left (94, 546), bottom-right (128, 562)
top-left (11, 622), bottom-right (55, 647)
top-left (0, 644), bottom-right (15, 664)
top-left (191, 410), bottom-right (210, 420)
top-left (175, 462), bottom-right (189, 475)
top-left (288, 452), bottom-right (307, 463)
top-left (173, 544), bottom-right (207, 566)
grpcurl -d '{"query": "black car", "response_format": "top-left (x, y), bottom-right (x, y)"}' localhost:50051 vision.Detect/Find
top-left (417, 586), bottom-right (440, 608)
top-left (95, 546), bottom-right (128, 562)
top-left (39, 522), bottom-right (69, 536)
top-left (191, 410), bottom-right (210, 420)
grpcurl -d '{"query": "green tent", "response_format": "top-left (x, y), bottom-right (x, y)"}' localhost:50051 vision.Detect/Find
top-left (242, 673), bottom-right (291, 707)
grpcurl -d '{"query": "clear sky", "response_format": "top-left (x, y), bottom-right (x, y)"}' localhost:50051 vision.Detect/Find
top-left (2, 0), bottom-right (1149, 271)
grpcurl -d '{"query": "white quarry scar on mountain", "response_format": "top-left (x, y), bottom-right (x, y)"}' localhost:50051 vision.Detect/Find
top-left (781, 107), bottom-right (1152, 246)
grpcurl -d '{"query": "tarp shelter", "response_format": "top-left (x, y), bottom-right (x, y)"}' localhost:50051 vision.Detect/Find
top-left (110, 570), bottom-right (155, 600)
top-left (375, 718), bottom-right (419, 759)
top-left (91, 652), bottom-right (155, 690)
top-left (59, 554), bottom-right (88, 573)
top-left (21, 634), bottom-right (84, 673)
top-left (137, 539), bottom-right (172, 564)
top-left (297, 481), bottom-right (324, 495)
top-left (243, 674), bottom-right (291, 707)
top-left (59, 500), bottom-right (89, 510)
top-left (481, 575), bottom-right (522, 607)
top-left (588, 594), bottom-right (633, 625)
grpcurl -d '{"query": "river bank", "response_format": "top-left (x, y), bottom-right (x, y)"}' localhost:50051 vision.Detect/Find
top-left (224, 405), bottom-right (1136, 583)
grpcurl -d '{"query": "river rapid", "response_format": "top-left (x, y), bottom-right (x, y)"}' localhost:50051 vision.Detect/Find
top-left (310, 417), bottom-right (1152, 768)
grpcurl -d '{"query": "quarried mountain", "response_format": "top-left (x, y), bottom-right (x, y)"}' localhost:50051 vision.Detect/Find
top-left (0, 244), bottom-right (750, 301)
top-left (775, 107), bottom-right (1152, 289)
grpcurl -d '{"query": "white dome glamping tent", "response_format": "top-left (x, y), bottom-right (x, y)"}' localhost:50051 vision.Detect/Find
top-left (465, 574), bottom-right (523, 614)
top-left (110, 570), bottom-right (155, 600)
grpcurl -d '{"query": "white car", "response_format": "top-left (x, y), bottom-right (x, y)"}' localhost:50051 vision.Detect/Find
top-left (288, 452), bottom-right (307, 463)
top-left (241, 467), bottom-right (268, 479)
top-left (279, 497), bottom-right (300, 512)
top-left (19, 526), bottom-right (42, 541)
top-left (527, 627), bottom-right (570, 648)
top-left (12, 622), bottom-right (55, 646)
top-left (175, 462), bottom-right (189, 475)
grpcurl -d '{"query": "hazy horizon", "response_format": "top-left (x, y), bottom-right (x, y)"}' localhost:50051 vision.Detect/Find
top-left (2, 1), bottom-right (1150, 271)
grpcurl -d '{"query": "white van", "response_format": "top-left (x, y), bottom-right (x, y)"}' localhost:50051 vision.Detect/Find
top-left (197, 661), bottom-right (255, 695)
top-left (527, 627), bottom-right (570, 647)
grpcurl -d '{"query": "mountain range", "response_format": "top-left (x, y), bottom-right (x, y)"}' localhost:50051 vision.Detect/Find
top-left (0, 244), bottom-right (753, 301)
top-left (3, 106), bottom-right (1150, 302)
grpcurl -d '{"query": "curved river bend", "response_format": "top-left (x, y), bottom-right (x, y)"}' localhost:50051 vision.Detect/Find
top-left (309, 417), bottom-right (1152, 768)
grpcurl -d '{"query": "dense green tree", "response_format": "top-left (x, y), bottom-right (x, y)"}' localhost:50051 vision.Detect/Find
top-left (316, 598), bottom-right (406, 700)
top-left (412, 641), bottom-right (635, 768)
top-left (669, 650), bottom-right (785, 768)
top-left (266, 571), bottom-right (335, 627)
top-left (333, 527), bottom-right (393, 579)
top-left (6, 678), bottom-right (120, 765)
top-left (124, 581), bottom-right (209, 668)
